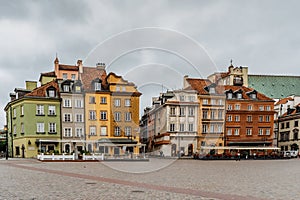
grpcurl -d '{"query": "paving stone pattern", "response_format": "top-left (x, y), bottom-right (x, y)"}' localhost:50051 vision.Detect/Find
top-left (1, 158), bottom-right (300, 200)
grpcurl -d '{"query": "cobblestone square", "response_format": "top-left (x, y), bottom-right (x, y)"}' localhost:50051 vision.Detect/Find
top-left (1, 158), bottom-right (299, 199)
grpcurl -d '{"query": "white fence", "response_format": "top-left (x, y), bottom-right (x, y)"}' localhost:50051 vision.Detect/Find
top-left (37, 153), bottom-right (104, 161)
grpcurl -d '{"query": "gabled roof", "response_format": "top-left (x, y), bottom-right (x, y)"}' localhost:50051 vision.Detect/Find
top-left (80, 66), bottom-right (108, 91)
top-left (223, 85), bottom-right (272, 101)
top-left (185, 78), bottom-right (212, 94)
top-left (275, 96), bottom-right (294, 106)
top-left (25, 80), bottom-right (59, 98)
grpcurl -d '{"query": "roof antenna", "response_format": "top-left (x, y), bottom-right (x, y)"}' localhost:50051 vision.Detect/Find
top-left (230, 59), bottom-right (233, 66)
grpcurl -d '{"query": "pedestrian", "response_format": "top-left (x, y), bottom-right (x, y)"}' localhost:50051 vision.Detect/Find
top-left (237, 152), bottom-right (241, 161)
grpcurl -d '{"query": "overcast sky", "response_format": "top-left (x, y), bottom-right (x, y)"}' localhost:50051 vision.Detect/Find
top-left (1, 0), bottom-right (300, 128)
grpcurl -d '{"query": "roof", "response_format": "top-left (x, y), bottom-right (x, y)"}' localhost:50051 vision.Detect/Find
top-left (80, 66), bottom-right (108, 91)
top-left (223, 85), bottom-right (273, 101)
top-left (248, 75), bottom-right (300, 98)
top-left (58, 64), bottom-right (79, 71)
top-left (185, 78), bottom-right (212, 94)
top-left (275, 96), bottom-right (294, 106)
top-left (25, 80), bottom-right (59, 97)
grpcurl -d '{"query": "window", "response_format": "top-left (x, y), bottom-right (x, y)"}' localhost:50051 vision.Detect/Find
top-left (114, 112), bottom-right (121, 121)
top-left (211, 99), bottom-right (216, 105)
top-left (266, 129), bottom-right (271, 135)
top-left (202, 110), bottom-right (208, 119)
top-left (20, 105), bottom-right (24, 116)
top-left (48, 105), bottom-right (56, 115)
top-left (234, 128), bottom-right (239, 135)
top-left (89, 110), bottom-right (96, 120)
top-left (202, 124), bottom-right (208, 133)
top-left (209, 87), bottom-right (215, 94)
top-left (246, 128), bottom-right (252, 136)
top-left (188, 96), bottom-right (195, 102)
top-left (259, 116), bottom-right (263, 122)
top-left (180, 107), bottom-right (185, 116)
top-left (62, 73), bottom-right (67, 79)
top-left (36, 105), bottom-right (44, 115)
top-left (125, 127), bottom-right (131, 136)
top-left (218, 99), bottom-right (223, 105)
top-left (218, 110), bottom-right (223, 119)
top-left (210, 124), bottom-right (215, 133)
top-left (64, 128), bottom-right (72, 137)
top-left (89, 126), bottom-right (96, 136)
top-left (259, 106), bottom-right (264, 111)
top-left (227, 104), bottom-right (232, 110)
top-left (179, 96), bottom-right (185, 101)
top-left (89, 96), bottom-right (96, 104)
top-left (188, 123), bottom-right (194, 132)
top-left (235, 115), bottom-right (240, 122)
top-left (64, 114), bottom-right (72, 122)
top-left (100, 111), bottom-right (107, 120)
top-left (114, 99), bottom-right (121, 107)
top-left (76, 128), bottom-right (83, 137)
top-left (100, 126), bottom-right (107, 136)
top-left (13, 124), bottom-right (16, 135)
top-left (286, 122), bottom-right (290, 128)
top-left (227, 93), bottom-right (233, 99)
top-left (180, 124), bottom-right (185, 132)
top-left (125, 99), bottom-right (131, 107)
top-left (170, 123), bottom-right (175, 132)
top-left (237, 93), bottom-right (242, 99)
top-left (21, 123), bottom-right (24, 134)
top-left (101, 97), bottom-right (107, 104)
top-left (266, 106), bottom-right (271, 111)
top-left (227, 115), bottom-right (232, 122)
top-left (75, 114), bottom-right (83, 122)
top-left (211, 110), bottom-right (215, 119)
top-left (71, 74), bottom-right (76, 80)
top-left (13, 108), bottom-right (16, 118)
top-left (247, 105), bottom-right (253, 110)
top-left (227, 128), bottom-right (232, 135)
top-left (114, 126), bottom-right (121, 136)
top-left (48, 89), bottom-right (55, 97)
top-left (259, 128), bottom-right (263, 135)
top-left (63, 99), bottom-right (71, 107)
top-left (75, 99), bottom-right (83, 108)
top-left (125, 112), bottom-right (131, 121)
top-left (235, 104), bottom-right (240, 110)
top-left (94, 82), bottom-right (101, 91)
top-left (116, 86), bottom-right (120, 91)
top-left (49, 123), bottom-right (56, 133)
top-left (63, 85), bottom-right (70, 92)
top-left (188, 107), bottom-right (195, 116)
top-left (250, 93), bottom-right (256, 99)
top-left (122, 86), bottom-right (126, 92)
top-left (281, 123), bottom-right (284, 129)
top-left (203, 99), bottom-right (208, 105)
top-left (247, 115), bottom-right (252, 122)
top-left (217, 125), bottom-right (222, 133)
top-left (265, 115), bottom-right (270, 122)
top-left (37, 123), bottom-right (44, 133)
top-left (295, 121), bottom-right (299, 127)
top-left (170, 107), bottom-right (176, 115)
top-left (75, 86), bottom-right (81, 93)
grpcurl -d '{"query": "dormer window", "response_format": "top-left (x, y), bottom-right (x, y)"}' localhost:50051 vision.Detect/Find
top-left (75, 86), bottom-right (81, 93)
top-left (47, 88), bottom-right (56, 97)
top-left (209, 87), bottom-right (215, 94)
top-left (237, 93), bottom-right (242, 99)
top-left (227, 93), bottom-right (233, 99)
top-left (63, 85), bottom-right (70, 92)
top-left (250, 93), bottom-right (256, 99)
top-left (95, 82), bottom-right (101, 91)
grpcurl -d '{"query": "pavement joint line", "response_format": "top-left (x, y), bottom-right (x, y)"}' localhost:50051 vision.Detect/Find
top-left (1, 161), bottom-right (266, 200)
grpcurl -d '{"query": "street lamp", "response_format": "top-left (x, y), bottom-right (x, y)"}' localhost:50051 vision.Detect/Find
top-left (4, 125), bottom-right (8, 160)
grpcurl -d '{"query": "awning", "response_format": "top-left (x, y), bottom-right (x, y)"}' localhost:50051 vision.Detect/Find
top-left (201, 146), bottom-right (280, 150)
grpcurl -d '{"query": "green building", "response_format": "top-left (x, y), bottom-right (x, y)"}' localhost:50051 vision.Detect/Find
top-left (4, 80), bottom-right (61, 158)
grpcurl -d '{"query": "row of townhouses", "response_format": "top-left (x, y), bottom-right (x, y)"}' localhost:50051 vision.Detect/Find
top-left (4, 58), bottom-right (141, 158)
top-left (3, 59), bottom-right (300, 158)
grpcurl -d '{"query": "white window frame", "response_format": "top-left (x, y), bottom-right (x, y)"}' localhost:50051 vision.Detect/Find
top-left (100, 126), bottom-right (107, 136)
top-left (49, 123), bottom-right (56, 133)
top-left (89, 126), bottom-right (96, 136)
top-left (64, 113), bottom-right (72, 122)
top-left (125, 127), bottom-right (131, 136)
top-left (100, 111), bottom-right (107, 120)
top-left (89, 110), bottom-right (96, 120)
top-left (114, 112), bottom-right (121, 121)
top-left (63, 99), bottom-right (71, 108)
top-left (36, 105), bottom-right (44, 115)
top-left (37, 123), bottom-right (45, 133)
top-left (125, 99), bottom-right (131, 107)
top-left (48, 105), bottom-right (56, 115)
top-left (125, 112), bottom-right (131, 121)
top-left (64, 128), bottom-right (72, 137)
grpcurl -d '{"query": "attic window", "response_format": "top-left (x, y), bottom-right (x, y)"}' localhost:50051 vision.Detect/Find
top-left (63, 85), bottom-right (70, 92)
top-left (250, 93), bottom-right (256, 99)
top-left (94, 82), bottom-right (101, 91)
top-left (237, 93), bottom-right (242, 99)
top-left (209, 87), bottom-right (215, 94)
top-left (227, 93), bottom-right (233, 99)
top-left (48, 89), bottom-right (56, 97)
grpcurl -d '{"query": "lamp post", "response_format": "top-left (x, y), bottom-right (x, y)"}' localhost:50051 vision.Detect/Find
top-left (4, 125), bottom-right (8, 160)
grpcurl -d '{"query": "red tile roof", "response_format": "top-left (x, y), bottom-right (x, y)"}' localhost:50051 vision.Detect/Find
top-left (80, 67), bottom-right (107, 91)
top-left (275, 97), bottom-right (294, 106)
top-left (59, 64), bottom-right (79, 71)
top-left (223, 85), bottom-right (273, 101)
top-left (25, 80), bottom-right (59, 97)
top-left (185, 78), bottom-right (212, 94)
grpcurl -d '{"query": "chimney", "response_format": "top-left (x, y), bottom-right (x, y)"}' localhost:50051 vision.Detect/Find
top-left (25, 81), bottom-right (37, 91)
top-left (54, 57), bottom-right (59, 76)
top-left (96, 63), bottom-right (106, 70)
top-left (10, 93), bottom-right (16, 101)
top-left (77, 60), bottom-right (83, 73)
top-left (183, 75), bottom-right (189, 89)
